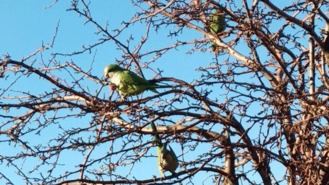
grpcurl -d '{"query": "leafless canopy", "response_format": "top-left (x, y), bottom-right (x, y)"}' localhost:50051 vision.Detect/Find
top-left (1, 0), bottom-right (329, 184)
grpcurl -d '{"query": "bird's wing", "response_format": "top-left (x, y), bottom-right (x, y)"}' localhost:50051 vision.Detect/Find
top-left (210, 18), bottom-right (219, 33)
top-left (160, 144), bottom-right (178, 173)
top-left (209, 12), bottom-right (225, 34)
top-left (120, 70), bottom-right (151, 86)
top-left (168, 145), bottom-right (177, 160)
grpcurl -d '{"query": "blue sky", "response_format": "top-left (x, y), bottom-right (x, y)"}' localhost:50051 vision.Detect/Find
top-left (0, 0), bottom-right (207, 80)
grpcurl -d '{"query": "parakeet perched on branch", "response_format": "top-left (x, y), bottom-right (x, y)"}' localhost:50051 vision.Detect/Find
top-left (150, 122), bottom-right (178, 177)
top-left (103, 64), bottom-right (158, 99)
top-left (208, 10), bottom-right (226, 53)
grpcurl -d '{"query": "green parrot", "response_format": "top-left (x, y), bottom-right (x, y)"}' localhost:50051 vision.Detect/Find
top-left (150, 122), bottom-right (178, 177)
top-left (208, 10), bottom-right (226, 53)
top-left (103, 64), bottom-right (158, 99)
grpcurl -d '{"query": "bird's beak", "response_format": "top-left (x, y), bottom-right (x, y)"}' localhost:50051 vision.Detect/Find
top-left (103, 74), bottom-right (109, 83)
top-left (104, 72), bottom-right (110, 79)
top-left (105, 72), bottom-right (113, 79)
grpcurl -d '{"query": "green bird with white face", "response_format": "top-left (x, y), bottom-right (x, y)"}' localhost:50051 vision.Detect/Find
top-left (209, 11), bottom-right (225, 35)
top-left (208, 10), bottom-right (226, 53)
top-left (103, 64), bottom-right (158, 99)
top-left (151, 122), bottom-right (178, 177)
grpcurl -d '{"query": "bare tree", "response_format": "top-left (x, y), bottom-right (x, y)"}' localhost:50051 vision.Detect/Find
top-left (1, 0), bottom-right (329, 184)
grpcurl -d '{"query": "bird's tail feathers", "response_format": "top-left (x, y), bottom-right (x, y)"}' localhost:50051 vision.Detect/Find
top-left (148, 79), bottom-right (159, 84)
top-left (150, 88), bottom-right (159, 94)
top-left (153, 85), bottom-right (172, 89)
top-left (168, 145), bottom-right (178, 159)
top-left (148, 79), bottom-right (176, 89)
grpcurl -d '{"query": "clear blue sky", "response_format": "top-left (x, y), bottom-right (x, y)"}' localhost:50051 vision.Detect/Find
top-left (0, 0), bottom-right (207, 80)
top-left (0, 1), bottom-right (291, 184)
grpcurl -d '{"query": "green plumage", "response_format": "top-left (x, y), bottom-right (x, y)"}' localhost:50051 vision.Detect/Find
top-left (151, 122), bottom-right (178, 177)
top-left (208, 11), bottom-right (226, 53)
top-left (104, 64), bottom-right (158, 99)
top-left (209, 12), bottom-right (225, 34)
